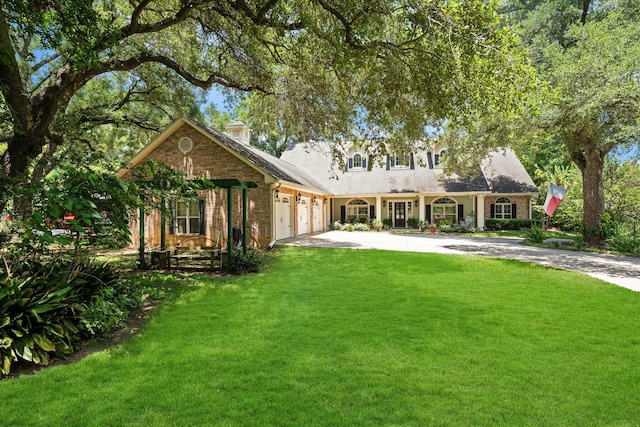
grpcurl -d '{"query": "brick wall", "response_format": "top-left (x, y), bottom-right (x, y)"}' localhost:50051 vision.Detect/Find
top-left (125, 123), bottom-right (273, 248)
top-left (484, 195), bottom-right (531, 220)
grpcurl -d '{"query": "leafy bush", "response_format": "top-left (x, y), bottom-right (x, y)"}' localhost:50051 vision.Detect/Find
top-left (226, 249), bottom-right (268, 275)
top-left (526, 224), bottom-right (545, 243)
top-left (372, 219), bottom-right (383, 231)
top-left (452, 225), bottom-right (477, 233)
top-left (485, 219), bottom-right (536, 231)
top-left (382, 218), bottom-right (393, 228)
top-left (605, 223), bottom-right (640, 255)
top-left (0, 257), bottom-right (130, 376)
top-left (332, 221), bottom-right (343, 231)
top-left (80, 278), bottom-right (144, 337)
top-left (407, 217), bottom-right (420, 228)
top-left (352, 222), bottom-right (370, 232)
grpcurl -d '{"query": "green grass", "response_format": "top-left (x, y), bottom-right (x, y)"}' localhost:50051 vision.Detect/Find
top-left (1, 247), bottom-right (639, 426)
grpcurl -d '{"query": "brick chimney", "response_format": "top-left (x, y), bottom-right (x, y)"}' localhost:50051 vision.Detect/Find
top-left (225, 121), bottom-right (251, 145)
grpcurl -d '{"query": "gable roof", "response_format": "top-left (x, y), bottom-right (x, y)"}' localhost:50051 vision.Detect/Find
top-left (481, 149), bottom-right (539, 194)
top-left (116, 117), bottom-right (327, 192)
top-left (280, 142), bottom-right (537, 196)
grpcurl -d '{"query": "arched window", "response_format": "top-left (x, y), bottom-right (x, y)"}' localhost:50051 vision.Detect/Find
top-left (432, 197), bottom-right (457, 223)
top-left (434, 149), bottom-right (446, 166)
top-left (494, 197), bottom-right (512, 219)
top-left (353, 153), bottom-right (362, 168)
top-left (346, 198), bottom-right (370, 222)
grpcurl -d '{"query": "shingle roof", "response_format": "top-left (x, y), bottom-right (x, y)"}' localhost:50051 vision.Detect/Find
top-left (279, 142), bottom-right (535, 195)
top-left (189, 119), bottom-right (328, 191)
top-left (481, 149), bottom-right (539, 194)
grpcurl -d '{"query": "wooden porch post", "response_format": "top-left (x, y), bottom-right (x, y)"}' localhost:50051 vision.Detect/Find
top-left (242, 188), bottom-right (248, 253)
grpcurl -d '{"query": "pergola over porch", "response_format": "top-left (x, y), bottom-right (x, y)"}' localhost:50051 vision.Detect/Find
top-left (138, 177), bottom-right (258, 269)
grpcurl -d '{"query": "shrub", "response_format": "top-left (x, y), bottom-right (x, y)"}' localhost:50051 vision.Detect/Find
top-left (0, 257), bottom-right (122, 376)
top-left (382, 218), bottom-right (393, 228)
top-left (352, 222), bottom-right (370, 232)
top-left (372, 219), bottom-right (383, 231)
top-left (452, 225), bottom-right (477, 233)
top-left (606, 223), bottom-right (640, 255)
top-left (226, 249), bottom-right (268, 275)
top-left (485, 219), bottom-right (536, 231)
top-left (407, 218), bottom-right (420, 229)
top-left (526, 224), bottom-right (545, 243)
top-left (332, 221), bottom-right (343, 231)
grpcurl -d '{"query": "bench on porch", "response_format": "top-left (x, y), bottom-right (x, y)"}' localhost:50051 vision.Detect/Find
top-left (171, 235), bottom-right (223, 270)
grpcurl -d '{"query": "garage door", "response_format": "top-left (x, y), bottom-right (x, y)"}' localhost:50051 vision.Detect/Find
top-left (298, 198), bottom-right (310, 235)
top-left (275, 197), bottom-right (292, 240)
top-left (313, 201), bottom-right (322, 233)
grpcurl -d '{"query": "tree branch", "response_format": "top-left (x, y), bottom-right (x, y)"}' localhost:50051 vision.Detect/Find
top-left (98, 52), bottom-right (274, 94)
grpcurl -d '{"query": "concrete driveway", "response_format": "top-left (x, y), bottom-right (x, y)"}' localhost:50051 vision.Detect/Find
top-left (280, 231), bottom-right (640, 292)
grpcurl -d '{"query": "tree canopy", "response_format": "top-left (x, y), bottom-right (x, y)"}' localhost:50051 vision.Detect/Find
top-left (0, 0), bottom-right (530, 206)
top-left (443, 0), bottom-right (640, 243)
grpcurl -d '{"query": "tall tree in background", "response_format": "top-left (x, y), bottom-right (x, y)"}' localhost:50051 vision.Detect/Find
top-left (0, 0), bottom-right (530, 216)
top-left (504, 0), bottom-right (640, 243)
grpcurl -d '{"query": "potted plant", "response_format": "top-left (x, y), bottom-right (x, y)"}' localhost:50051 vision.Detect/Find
top-left (428, 223), bottom-right (437, 233)
top-left (382, 218), bottom-right (393, 229)
top-left (372, 219), bottom-right (383, 231)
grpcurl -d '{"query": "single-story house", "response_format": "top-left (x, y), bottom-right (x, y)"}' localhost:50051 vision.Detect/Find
top-left (116, 117), bottom-right (538, 248)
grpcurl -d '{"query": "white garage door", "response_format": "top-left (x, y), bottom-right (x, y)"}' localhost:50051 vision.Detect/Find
top-left (275, 197), bottom-right (292, 240)
top-left (313, 201), bottom-right (322, 233)
top-left (298, 198), bottom-right (310, 235)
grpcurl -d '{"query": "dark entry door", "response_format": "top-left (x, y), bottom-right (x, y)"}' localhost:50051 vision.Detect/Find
top-left (394, 202), bottom-right (406, 228)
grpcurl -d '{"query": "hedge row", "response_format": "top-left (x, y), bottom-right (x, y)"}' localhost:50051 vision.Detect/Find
top-left (484, 219), bottom-right (537, 231)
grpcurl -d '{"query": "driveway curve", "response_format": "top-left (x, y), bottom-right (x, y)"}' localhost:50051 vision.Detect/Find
top-left (280, 231), bottom-right (640, 292)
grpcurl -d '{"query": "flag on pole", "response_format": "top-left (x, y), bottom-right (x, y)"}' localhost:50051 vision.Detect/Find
top-left (543, 183), bottom-right (568, 216)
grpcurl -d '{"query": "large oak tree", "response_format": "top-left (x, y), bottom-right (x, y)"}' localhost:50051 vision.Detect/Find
top-left (504, 0), bottom-right (640, 243)
top-left (0, 0), bottom-right (530, 214)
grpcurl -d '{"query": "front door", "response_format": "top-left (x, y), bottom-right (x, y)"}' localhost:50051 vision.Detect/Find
top-left (394, 202), bottom-right (406, 228)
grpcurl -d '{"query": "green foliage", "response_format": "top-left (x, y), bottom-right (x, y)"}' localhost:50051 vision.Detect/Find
top-left (0, 257), bottom-right (121, 376)
top-left (81, 279), bottom-right (144, 338)
top-left (351, 223), bottom-right (370, 232)
top-left (372, 219), bottom-right (383, 231)
top-left (485, 219), bottom-right (536, 231)
top-left (533, 164), bottom-right (583, 231)
top-left (226, 249), bottom-right (268, 275)
top-left (382, 218), bottom-right (393, 228)
top-left (602, 214), bottom-right (640, 255)
top-left (407, 218), bottom-right (420, 229)
top-left (526, 224), bottom-right (546, 243)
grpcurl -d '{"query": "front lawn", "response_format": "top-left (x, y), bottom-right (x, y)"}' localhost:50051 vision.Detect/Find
top-left (1, 247), bottom-right (638, 426)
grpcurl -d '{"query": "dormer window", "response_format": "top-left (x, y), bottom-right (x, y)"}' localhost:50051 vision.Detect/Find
top-left (434, 149), bottom-right (446, 167)
top-left (347, 152), bottom-right (366, 171)
top-left (353, 153), bottom-right (363, 168)
top-left (392, 153), bottom-right (410, 169)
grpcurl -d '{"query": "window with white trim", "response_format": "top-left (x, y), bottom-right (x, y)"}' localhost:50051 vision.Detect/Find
top-left (432, 197), bottom-right (457, 223)
top-left (393, 153), bottom-right (410, 168)
top-left (175, 201), bottom-right (201, 234)
top-left (353, 153), bottom-right (363, 168)
top-left (346, 199), bottom-right (369, 222)
top-left (434, 149), bottom-right (446, 166)
top-left (494, 197), bottom-right (512, 219)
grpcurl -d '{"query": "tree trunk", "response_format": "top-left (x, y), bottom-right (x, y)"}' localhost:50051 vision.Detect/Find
top-left (577, 145), bottom-right (606, 245)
